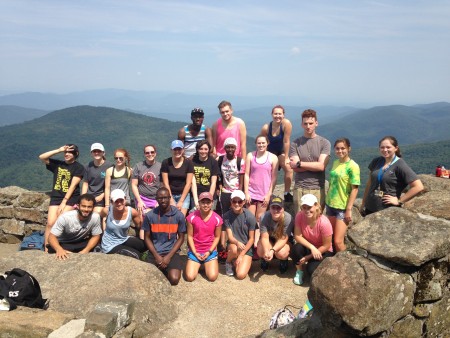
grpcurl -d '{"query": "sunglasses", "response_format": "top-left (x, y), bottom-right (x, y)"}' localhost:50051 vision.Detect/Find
top-left (114, 157), bottom-right (124, 161)
top-left (145, 151), bottom-right (156, 155)
top-left (231, 199), bottom-right (244, 204)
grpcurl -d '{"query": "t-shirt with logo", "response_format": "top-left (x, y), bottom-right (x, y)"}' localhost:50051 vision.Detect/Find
top-left (132, 161), bottom-right (162, 200)
top-left (46, 159), bottom-right (85, 204)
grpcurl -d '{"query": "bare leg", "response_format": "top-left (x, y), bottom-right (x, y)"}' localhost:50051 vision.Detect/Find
top-left (184, 260), bottom-right (201, 282)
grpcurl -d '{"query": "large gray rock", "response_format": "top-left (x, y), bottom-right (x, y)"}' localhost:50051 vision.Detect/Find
top-left (0, 251), bottom-right (177, 333)
top-left (426, 294), bottom-right (450, 337)
top-left (348, 207), bottom-right (450, 266)
top-left (308, 253), bottom-right (414, 336)
top-left (415, 256), bottom-right (449, 303)
top-left (419, 174), bottom-right (450, 192)
top-left (406, 190), bottom-right (450, 220)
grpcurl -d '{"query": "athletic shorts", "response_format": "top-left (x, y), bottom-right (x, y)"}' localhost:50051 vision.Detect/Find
top-left (325, 204), bottom-right (345, 220)
top-left (187, 250), bottom-right (218, 264)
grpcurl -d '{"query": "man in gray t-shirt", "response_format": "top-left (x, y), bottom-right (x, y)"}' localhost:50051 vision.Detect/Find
top-left (289, 109), bottom-right (330, 212)
top-left (48, 194), bottom-right (102, 260)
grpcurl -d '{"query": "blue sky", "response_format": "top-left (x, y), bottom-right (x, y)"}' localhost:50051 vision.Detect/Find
top-left (1, 0), bottom-right (449, 106)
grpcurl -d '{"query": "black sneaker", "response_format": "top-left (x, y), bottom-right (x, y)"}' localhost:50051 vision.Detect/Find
top-left (284, 193), bottom-right (293, 203)
top-left (261, 260), bottom-right (269, 271)
top-left (279, 260), bottom-right (289, 274)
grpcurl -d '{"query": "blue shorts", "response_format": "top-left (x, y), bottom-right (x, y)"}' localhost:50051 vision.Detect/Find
top-left (187, 250), bottom-right (218, 264)
top-left (172, 194), bottom-right (190, 209)
top-left (325, 205), bottom-right (345, 220)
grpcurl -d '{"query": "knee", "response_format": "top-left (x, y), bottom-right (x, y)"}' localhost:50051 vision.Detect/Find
top-left (276, 246), bottom-right (290, 260)
top-left (207, 272), bottom-right (218, 282)
top-left (235, 272), bottom-right (247, 280)
top-left (184, 271), bottom-right (196, 282)
top-left (334, 239), bottom-right (346, 252)
top-left (168, 272), bottom-right (181, 286)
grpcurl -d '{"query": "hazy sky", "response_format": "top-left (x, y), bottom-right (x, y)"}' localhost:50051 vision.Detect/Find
top-left (1, 0), bottom-right (449, 106)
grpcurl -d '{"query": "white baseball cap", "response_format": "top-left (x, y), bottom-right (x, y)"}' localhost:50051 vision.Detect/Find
top-left (111, 189), bottom-right (125, 202)
top-left (91, 143), bottom-right (105, 152)
top-left (230, 190), bottom-right (245, 201)
top-left (300, 194), bottom-right (318, 207)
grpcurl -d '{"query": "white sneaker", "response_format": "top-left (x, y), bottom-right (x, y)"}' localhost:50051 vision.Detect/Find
top-left (225, 262), bottom-right (234, 276)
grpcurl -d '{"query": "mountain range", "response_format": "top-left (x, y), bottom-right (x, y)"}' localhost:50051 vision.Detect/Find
top-left (1, 104), bottom-right (449, 192)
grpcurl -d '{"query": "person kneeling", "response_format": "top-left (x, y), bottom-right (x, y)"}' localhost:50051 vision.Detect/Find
top-left (223, 190), bottom-right (256, 279)
top-left (142, 187), bottom-right (186, 286)
top-left (47, 194), bottom-right (102, 260)
top-left (185, 192), bottom-right (222, 282)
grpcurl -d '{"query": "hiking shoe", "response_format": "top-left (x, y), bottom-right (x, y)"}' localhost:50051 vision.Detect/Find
top-left (293, 270), bottom-right (304, 285)
top-left (261, 259), bottom-right (269, 271)
top-left (279, 260), bottom-right (289, 274)
top-left (225, 262), bottom-right (234, 276)
top-left (284, 192), bottom-right (293, 203)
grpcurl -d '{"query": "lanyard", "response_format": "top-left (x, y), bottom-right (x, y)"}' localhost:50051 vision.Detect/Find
top-left (377, 155), bottom-right (398, 186)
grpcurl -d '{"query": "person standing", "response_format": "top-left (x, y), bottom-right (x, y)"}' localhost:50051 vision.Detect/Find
top-left (361, 136), bottom-right (424, 215)
top-left (289, 109), bottom-right (331, 213)
top-left (212, 100), bottom-right (247, 158)
top-left (178, 107), bottom-right (214, 159)
top-left (104, 148), bottom-right (132, 207)
top-left (131, 144), bottom-right (161, 215)
top-left (260, 105), bottom-right (293, 202)
top-left (82, 143), bottom-right (112, 214)
top-left (325, 138), bottom-right (360, 252)
top-left (39, 144), bottom-right (85, 251)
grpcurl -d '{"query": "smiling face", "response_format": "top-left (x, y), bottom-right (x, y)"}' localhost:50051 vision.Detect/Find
top-left (191, 113), bottom-right (204, 127)
top-left (172, 147), bottom-right (184, 159)
top-left (231, 197), bottom-right (245, 213)
top-left (144, 146), bottom-right (156, 163)
top-left (272, 107), bottom-right (284, 124)
top-left (198, 143), bottom-right (209, 160)
top-left (334, 142), bottom-right (350, 161)
top-left (219, 105), bottom-right (233, 121)
top-left (78, 198), bottom-right (94, 219)
top-left (113, 197), bottom-right (125, 211)
top-left (64, 151), bottom-right (76, 163)
top-left (270, 204), bottom-right (283, 221)
top-left (199, 198), bottom-right (213, 213)
top-left (114, 151), bottom-right (126, 165)
top-left (301, 203), bottom-right (318, 219)
top-left (379, 139), bottom-right (398, 161)
top-left (91, 149), bottom-right (104, 161)
top-left (255, 136), bottom-right (268, 152)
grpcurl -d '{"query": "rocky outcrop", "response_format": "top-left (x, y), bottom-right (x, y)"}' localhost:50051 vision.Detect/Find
top-left (0, 186), bottom-right (49, 243)
top-left (0, 251), bottom-right (177, 336)
top-left (264, 175), bottom-right (449, 337)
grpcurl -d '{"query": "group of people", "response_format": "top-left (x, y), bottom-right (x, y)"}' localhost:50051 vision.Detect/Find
top-left (39, 100), bottom-right (424, 287)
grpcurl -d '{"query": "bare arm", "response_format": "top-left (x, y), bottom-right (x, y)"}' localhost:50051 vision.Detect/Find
top-left (239, 119), bottom-right (247, 158)
top-left (260, 123), bottom-right (269, 137)
top-left (205, 127), bottom-right (214, 154)
top-left (211, 121), bottom-right (218, 157)
top-left (243, 153), bottom-right (252, 204)
top-left (104, 167), bottom-right (113, 207)
top-left (282, 119), bottom-right (292, 159)
top-left (81, 181), bottom-right (88, 195)
top-left (361, 174), bottom-right (372, 211)
top-left (48, 233), bottom-right (70, 260)
top-left (344, 185), bottom-right (359, 224)
top-left (177, 127), bottom-right (186, 141)
top-left (39, 145), bottom-right (67, 164)
top-left (78, 235), bottom-right (100, 254)
top-left (291, 153), bottom-right (330, 172)
top-left (191, 175), bottom-right (199, 208)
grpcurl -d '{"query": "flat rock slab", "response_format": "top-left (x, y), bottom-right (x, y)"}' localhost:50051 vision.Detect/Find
top-left (406, 190), bottom-right (450, 220)
top-left (0, 307), bottom-right (74, 338)
top-left (348, 207), bottom-right (450, 266)
top-left (309, 253), bottom-right (414, 336)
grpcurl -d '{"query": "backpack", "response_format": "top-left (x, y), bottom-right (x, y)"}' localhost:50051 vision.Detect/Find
top-left (269, 305), bottom-right (299, 329)
top-left (217, 155), bottom-right (242, 185)
top-left (19, 230), bottom-right (45, 251)
top-left (0, 268), bottom-right (47, 310)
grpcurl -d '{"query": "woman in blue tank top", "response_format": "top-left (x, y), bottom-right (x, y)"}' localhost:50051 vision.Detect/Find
top-left (260, 105), bottom-right (293, 202)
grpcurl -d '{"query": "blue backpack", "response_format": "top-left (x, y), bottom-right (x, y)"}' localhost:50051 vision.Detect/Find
top-left (19, 231), bottom-right (45, 251)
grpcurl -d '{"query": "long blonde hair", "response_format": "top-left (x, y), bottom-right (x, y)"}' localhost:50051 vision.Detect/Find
top-left (273, 210), bottom-right (286, 240)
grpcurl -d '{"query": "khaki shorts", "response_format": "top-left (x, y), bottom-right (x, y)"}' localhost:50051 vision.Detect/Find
top-left (293, 188), bottom-right (325, 215)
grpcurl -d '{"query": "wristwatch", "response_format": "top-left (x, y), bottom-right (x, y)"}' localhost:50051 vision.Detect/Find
top-left (296, 161), bottom-right (301, 168)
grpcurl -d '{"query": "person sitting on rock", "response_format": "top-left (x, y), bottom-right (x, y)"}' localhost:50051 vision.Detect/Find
top-left (100, 189), bottom-right (145, 259)
top-left (47, 193), bottom-right (102, 260)
top-left (291, 194), bottom-right (333, 285)
top-left (257, 196), bottom-right (293, 274)
top-left (142, 187), bottom-right (187, 285)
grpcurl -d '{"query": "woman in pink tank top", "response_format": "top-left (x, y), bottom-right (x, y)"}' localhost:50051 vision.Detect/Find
top-left (244, 135), bottom-right (279, 223)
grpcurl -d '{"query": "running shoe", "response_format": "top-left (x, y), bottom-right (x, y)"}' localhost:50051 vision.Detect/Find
top-left (293, 270), bottom-right (304, 285)
top-left (284, 192), bottom-right (294, 203)
top-left (225, 262), bottom-right (234, 276)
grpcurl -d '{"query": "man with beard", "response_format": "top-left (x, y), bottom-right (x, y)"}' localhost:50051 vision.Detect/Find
top-left (142, 187), bottom-right (186, 285)
top-left (47, 194), bottom-right (102, 260)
